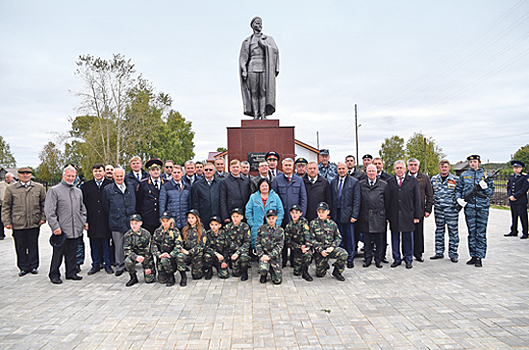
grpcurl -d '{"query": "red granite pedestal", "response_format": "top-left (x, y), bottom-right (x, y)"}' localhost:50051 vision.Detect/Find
top-left (227, 119), bottom-right (295, 173)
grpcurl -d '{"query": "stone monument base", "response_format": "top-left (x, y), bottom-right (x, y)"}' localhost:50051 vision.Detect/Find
top-left (227, 119), bottom-right (295, 173)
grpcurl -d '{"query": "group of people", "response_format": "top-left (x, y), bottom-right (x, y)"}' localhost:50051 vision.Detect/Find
top-left (1, 149), bottom-right (526, 287)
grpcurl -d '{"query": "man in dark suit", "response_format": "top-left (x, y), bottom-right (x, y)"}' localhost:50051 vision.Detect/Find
top-left (304, 161), bottom-right (332, 222)
top-left (387, 160), bottom-right (421, 269)
top-left (250, 161), bottom-right (269, 193)
top-left (191, 163), bottom-right (221, 229)
top-left (182, 160), bottom-right (199, 188)
top-left (346, 155), bottom-right (367, 182)
top-left (330, 162), bottom-right (361, 268)
top-left (136, 159), bottom-right (166, 235)
top-left (161, 160), bottom-right (174, 181)
top-left (83, 163), bottom-right (114, 275)
top-left (220, 159), bottom-right (250, 223)
top-left (125, 156), bottom-right (149, 188)
top-left (407, 158), bottom-right (433, 262)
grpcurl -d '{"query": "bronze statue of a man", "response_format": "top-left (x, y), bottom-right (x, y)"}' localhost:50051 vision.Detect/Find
top-left (239, 16), bottom-right (280, 120)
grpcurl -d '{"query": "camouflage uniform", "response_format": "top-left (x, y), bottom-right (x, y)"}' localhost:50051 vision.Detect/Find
top-left (431, 173), bottom-right (461, 258)
top-left (256, 224), bottom-right (284, 284)
top-left (457, 168), bottom-right (495, 259)
top-left (318, 162), bottom-right (338, 184)
top-left (284, 217), bottom-right (313, 275)
top-left (310, 217), bottom-right (347, 277)
top-left (203, 228), bottom-right (230, 279)
top-left (176, 226), bottom-right (206, 279)
top-left (225, 222), bottom-right (251, 276)
top-left (124, 227), bottom-right (156, 283)
top-left (151, 225), bottom-right (183, 283)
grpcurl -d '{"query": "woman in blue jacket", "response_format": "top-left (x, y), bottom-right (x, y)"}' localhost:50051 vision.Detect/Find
top-left (246, 178), bottom-right (284, 248)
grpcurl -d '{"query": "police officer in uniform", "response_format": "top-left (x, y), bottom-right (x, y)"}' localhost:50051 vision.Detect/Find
top-left (457, 155), bottom-right (495, 267)
top-left (136, 159), bottom-right (166, 235)
top-left (266, 151), bottom-right (282, 181)
top-left (505, 160), bottom-right (529, 238)
top-left (295, 158), bottom-right (308, 179)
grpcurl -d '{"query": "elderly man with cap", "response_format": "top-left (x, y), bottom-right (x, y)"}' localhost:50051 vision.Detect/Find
top-left (239, 16), bottom-right (280, 120)
top-left (102, 167), bottom-right (137, 276)
top-left (2, 167), bottom-right (46, 276)
top-left (136, 158), bottom-right (166, 235)
top-left (362, 154), bottom-right (373, 172)
top-left (82, 163), bottom-right (114, 275)
top-left (457, 155), bottom-right (495, 267)
top-left (45, 165), bottom-right (87, 284)
top-left (318, 149), bottom-right (338, 184)
top-left (346, 155), bottom-right (367, 182)
top-left (505, 160), bottom-right (529, 238)
top-left (0, 172), bottom-right (16, 240)
top-left (125, 156), bottom-right (149, 188)
top-left (266, 151), bottom-right (282, 181)
top-left (295, 158), bottom-right (308, 179)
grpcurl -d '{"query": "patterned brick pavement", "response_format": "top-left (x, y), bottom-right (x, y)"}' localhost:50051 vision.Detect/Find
top-left (1, 209), bottom-right (528, 349)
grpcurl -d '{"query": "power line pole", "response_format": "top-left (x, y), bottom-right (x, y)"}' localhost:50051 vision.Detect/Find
top-left (355, 104), bottom-right (359, 164)
top-left (424, 137), bottom-right (427, 174)
top-left (316, 131), bottom-right (319, 150)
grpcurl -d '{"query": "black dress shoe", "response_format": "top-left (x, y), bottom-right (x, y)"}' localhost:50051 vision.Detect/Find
top-left (405, 261), bottom-right (413, 269)
top-left (115, 269), bottom-right (124, 277)
top-left (415, 256), bottom-right (424, 262)
top-left (347, 261), bottom-right (354, 269)
top-left (105, 267), bottom-right (114, 274)
top-left (450, 257), bottom-right (458, 263)
top-left (466, 257), bottom-right (477, 265)
top-left (66, 275), bottom-right (83, 281)
top-left (30, 268), bottom-right (38, 274)
top-left (362, 261), bottom-right (371, 268)
top-left (76, 265), bottom-right (82, 273)
top-left (430, 254), bottom-right (444, 260)
top-left (18, 270), bottom-right (28, 277)
top-left (504, 232), bottom-right (517, 237)
top-left (87, 266), bottom-right (100, 275)
top-left (382, 258), bottom-right (389, 264)
top-left (521, 235), bottom-right (528, 239)
top-left (390, 261), bottom-right (401, 268)
top-left (51, 278), bottom-right (63, 284)
top-left (474, 258), bottom-right (483, 267)
top-left (375, 262), bottom-right (383, 268)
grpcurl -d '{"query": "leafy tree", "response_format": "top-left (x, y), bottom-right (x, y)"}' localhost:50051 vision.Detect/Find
top-left (405, 132), bottom-right (445, 176)
top-left (216, 147), bottom-right (227, 152)
top-left (37, 142), bottom-right (64, 182)
top-left (379, 135), bottom-right (405, 174)
top-left (0, 135), bottom-right (16, 168)
top-left (514, 144), bottom-right (529, 173)
top-left (66, 54), bottom-right (194, 170)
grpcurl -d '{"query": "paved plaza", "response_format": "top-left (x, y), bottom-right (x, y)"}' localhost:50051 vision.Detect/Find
top-left (1, 208), bottom-right (528, 349)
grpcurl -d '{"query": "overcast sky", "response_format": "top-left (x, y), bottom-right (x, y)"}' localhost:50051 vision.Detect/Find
top-left (1, 1), bottom-right (528, 167)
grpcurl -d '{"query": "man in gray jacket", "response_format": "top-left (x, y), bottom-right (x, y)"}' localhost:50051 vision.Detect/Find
top-left (2, 168), bottom-right (46, 276)
top-left (45, 165), bottom-right (87, 284)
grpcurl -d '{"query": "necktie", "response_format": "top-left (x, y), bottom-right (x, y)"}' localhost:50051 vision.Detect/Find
top-left (155, 181), bottom-right (159, 190)
top-left (370, 181), bottom-right (374, 187)
top-left (136, 173), bottom-right (140, 181)
top-left (311, 178), bottom-right (315, 184)
top-left (399, 177), bottom-right (403, 187)
top-left (120, 184), bottom-right (125, 193)
top-left (288, 176), bottom-right (291, 183)
top-left (97, 181), bottom-right (101, 188)
top-left (338, 178), bottom-right (343, 199)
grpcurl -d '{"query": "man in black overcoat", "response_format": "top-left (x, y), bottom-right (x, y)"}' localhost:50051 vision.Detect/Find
top-left (136, 159), bottom-right (166, 235)
top-left (82, 163), bottom-right (114, 275)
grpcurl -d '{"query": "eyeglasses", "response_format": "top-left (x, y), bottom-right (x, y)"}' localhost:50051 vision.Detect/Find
top-left (204, 169), bottom-right (214, 172)
top-left (165, 166), bottom-right (173, 169)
